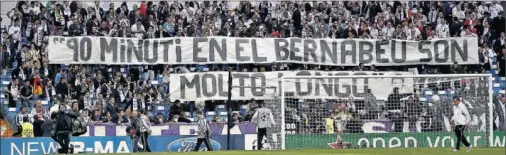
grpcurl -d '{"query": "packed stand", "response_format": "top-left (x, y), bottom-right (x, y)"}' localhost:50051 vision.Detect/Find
top-left (0, 1), bottom-right (505, 137)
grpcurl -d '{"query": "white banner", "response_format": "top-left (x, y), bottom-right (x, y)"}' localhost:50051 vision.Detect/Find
top-left (47, 36), bottom-right (479, 66)
top-left (169, 71), bottom-right (414, 101)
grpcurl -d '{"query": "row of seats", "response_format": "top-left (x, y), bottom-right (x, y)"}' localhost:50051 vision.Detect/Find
top-left (491, 57), bottom-right (506, 94)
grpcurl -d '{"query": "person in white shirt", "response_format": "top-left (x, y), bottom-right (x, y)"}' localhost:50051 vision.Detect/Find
top-left (8, 21), bottom-right (21, 44)
top-left (451, 96), bottom-right (472, 152)
top-left (131, 20), bottom-right (146, 39)
top-left (452, 5), bottom-right (465, 21)
top-left (436, 19), bottom-right (450, 38)
top-left (489, 2), bottom-right (504, 18)
top-left (251, 101), bottom-right (275, 150)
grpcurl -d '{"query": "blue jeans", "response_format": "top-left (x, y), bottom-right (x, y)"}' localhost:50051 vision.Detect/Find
top-left (19, 98), bottom-right (32, 109)
top-left (132, 136), bottom-right (140, 152)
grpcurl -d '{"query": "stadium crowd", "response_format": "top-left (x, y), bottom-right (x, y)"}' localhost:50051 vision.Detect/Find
top-left (0, 1), bottom-right (505, 138)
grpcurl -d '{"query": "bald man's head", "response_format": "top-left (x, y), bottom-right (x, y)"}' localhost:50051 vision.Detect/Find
top-left (132, 110), bottom-right (139, 117)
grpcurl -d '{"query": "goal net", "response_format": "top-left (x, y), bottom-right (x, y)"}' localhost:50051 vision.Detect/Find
top-left (280, 74), bottom-right (493, 150)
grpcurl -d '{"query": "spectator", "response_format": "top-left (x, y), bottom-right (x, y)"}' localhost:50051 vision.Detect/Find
top-left (499, 49), bottom-right (506, 77)
top-left (332, 103), bottom-right (353, 133)
top-left (31, 101), bottom-right (48, 137)
top-left (363, 89), bottom-right (379, 119)
top-left (105, 97), bottom-right (121, 123)
top-left (91, 108), bottom-right (104, 122)
top-left (450, 62), bottom-right (465, 74)
top-left (387, 87), bottom-right (412, 132)
top-left (152, 112), bottom-right (168, 125)
top-left (404, 96), bottom-right (422, 132)
top-left (55, 78), bottom-right (68, 99)
top-left (13, 106), bottom-right (31, 136)
top-left (169, 100), bottom-right (191, 123)
top-left (230, 112), bottom-right (243, 128)
top-left (495, 32), bottom-right (505, 51)
top-left (494, 94), bottom-right (505, 130)
top-left (122, 109), bottom-right (132, 124)
top-left (11, 64), bottom-right (27, 80)
top-left (8, 21), bottom-right (21, 46)
top-left (20, 80), bottom-right (33, 108)
top-left (5, 78), bottom-right (20, 107)
top-left (131, 20), bottom-right (145, 39)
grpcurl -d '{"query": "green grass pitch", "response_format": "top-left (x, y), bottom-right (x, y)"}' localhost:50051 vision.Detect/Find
top-left (93, 148), bottom-right (505, 155)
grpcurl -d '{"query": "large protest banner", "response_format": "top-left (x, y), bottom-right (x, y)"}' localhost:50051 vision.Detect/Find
top-left (169, 71), bottom-right (413, 101)
top-left (47, 36), bottom-right (479, 66)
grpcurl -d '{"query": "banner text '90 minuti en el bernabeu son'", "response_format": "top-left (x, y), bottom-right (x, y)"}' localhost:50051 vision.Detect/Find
top-left (47, 36), bottom-right (479, 66)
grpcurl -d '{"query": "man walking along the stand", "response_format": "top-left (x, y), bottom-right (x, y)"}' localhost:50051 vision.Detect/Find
top-left (130, 110), bottom-right (151, 152)
top-left (139, 110), bottom-right (152, 152)
top-left (252, 101), bottom-right (276, 150)
top-left (194, 111), bottom-right (213, 151)
top-left (451, 96), bottom-right (472, 152)
top-left (52, 104), bottom-right (77, 155)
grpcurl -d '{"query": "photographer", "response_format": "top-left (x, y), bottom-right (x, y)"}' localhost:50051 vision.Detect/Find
top-left (51, 104), bottom-right (77, 154)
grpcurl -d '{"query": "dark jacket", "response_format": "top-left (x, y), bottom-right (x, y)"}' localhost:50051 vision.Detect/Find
top-left (169, 104), bottom-right (183, 120)
top-left (55, 82), bottom-right (68, 99)
top-left (69, 23), bottom-right (84, 36)
top-left (41, 120), bottom-right (54, 137)
top-left (52, 110), bottom-right (77, 135)
top-left (106, 103), bottom-right (121, 123)
top-left (127, 117), bottom-right (141, 137)
top-left (387, 93), bottom-right (412, 110)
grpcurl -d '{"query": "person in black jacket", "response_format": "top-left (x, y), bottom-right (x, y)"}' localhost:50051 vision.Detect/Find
top-left (68, 17), bottom-right (84, 36)
top-left (55, 78), bottom-right (69, 99)
top-left (404, 96), bottom-right (422, 132)
top-left (499, 48), bottom-right (505, 77)
top-left (169, 100), bottom-right (192, 123)
top-left (52, 104), bottom-right (77, 154)
top-left (20, 80), bottom-right (33, 108)
top-left (387, 87), bottom-right (412, 132)
top-left (105, 98), bottom-right (121, 123)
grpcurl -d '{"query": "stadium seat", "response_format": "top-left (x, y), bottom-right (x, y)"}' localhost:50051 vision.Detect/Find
top-left (7, 111), bottom-right (17, 119)
top-left (206, 111), bottom-right (215, 121)
top-left (240, 105), bottom-right (248, 115)
top-left (157, 75), bottom-right (163, 84)
top-left (2, 104), bottom-right (9, 111)
top-left (155, 105), bottom-right (167, 116)
top-left (219, 112), bottom-right (228, 122)
top-left (199, 65), bottom-right (209, 72)
top-left (494, 83), bottom-right (501, 88)
top-left (183, 112), bottom-right (191, 118)
top-left (151, 80), bottom-right (159, 85)
top-left (215, 105), bottom-right (226, 113)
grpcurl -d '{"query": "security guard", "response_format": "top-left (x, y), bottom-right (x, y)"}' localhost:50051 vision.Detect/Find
top-left (21, 116), bottom-right (34, 137)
